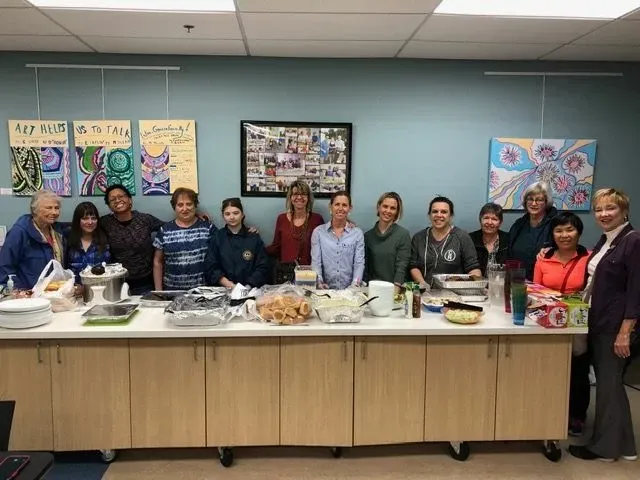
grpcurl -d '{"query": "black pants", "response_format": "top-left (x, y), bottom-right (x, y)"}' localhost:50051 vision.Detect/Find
top-left (588, 333), bottom-right (637, 459)
top-left (569, 351), bottom-right (591, 422)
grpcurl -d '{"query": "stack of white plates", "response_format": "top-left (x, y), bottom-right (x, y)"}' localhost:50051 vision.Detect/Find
top-left (0, 298), bottom-right (53, 329)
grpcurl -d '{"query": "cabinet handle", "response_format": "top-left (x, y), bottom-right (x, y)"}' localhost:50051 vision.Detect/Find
top-left (487, 338), bottom-right (494, 358)
top-left (36, 342), bottom-right (42, 363)
top-left (56, 344), bottom-right (61, 364)
top-left (361, 339), bottom-right (367, 360)
top-left (342, 341), bottom-right (348, 361)
top-left (211, 341), bottom-right (217, 361)
top-left (505, 338), bottom-right (512, 358)
top-left (193, 341), bottom-right (198, 361)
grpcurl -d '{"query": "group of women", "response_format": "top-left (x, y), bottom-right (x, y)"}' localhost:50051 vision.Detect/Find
top-left (0, 181), bottom-right (638, 463)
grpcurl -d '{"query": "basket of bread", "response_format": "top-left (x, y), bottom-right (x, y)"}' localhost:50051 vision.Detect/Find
top-left (312, 290), bottom-right (368, 324)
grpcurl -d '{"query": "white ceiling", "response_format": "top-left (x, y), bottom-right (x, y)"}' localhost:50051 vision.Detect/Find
top-left (0, 0), bottom-right (639, 60)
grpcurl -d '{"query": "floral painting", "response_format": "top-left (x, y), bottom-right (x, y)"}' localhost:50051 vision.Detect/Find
top-left (488, 138), bottom-right (597, 210)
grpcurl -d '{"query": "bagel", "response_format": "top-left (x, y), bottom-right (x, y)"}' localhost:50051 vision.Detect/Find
top-left (284, 307), bottom-right (297, 318)
top-left (273, 310), bottom-right (286, 323)
top-left (298, 301), bottom-right (311, 316)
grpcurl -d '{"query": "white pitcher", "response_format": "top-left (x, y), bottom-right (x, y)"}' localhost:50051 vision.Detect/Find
top-left (368, 281), bottom-right (395, 317)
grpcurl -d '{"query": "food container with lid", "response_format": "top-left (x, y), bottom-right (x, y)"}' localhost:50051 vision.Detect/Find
top-left (312, 290), bottom-right (368, 324)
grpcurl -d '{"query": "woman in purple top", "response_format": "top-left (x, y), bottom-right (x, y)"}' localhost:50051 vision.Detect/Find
top-left (569, 188), bottom-right (640, 462)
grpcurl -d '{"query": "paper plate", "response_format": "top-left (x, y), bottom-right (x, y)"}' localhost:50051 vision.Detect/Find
top-left (0, 298), bottom-right (51, 313)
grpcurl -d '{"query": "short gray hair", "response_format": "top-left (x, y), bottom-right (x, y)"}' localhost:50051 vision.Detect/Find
top-left (30, 189), bottom-right (61, 215)
top-left (522, 182), bottom-right (553, 209)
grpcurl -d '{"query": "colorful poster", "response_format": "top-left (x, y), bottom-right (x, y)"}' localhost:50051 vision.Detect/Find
top-left (8, 120), bottom-right (71, 196)
top-left (488, 138), bottom-right (597, 211)
top-left (139, 120), bottom-right (198, 195)
top-left (74, 120), bottom-right (135, 196)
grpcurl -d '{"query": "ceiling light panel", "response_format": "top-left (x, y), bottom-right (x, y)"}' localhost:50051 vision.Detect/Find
top-left (434, 0), bottom-right (640, 19)
top-left (29, 0), bottom-right (236, 12)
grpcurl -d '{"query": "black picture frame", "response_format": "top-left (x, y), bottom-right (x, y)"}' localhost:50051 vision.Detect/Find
top-left (240, 120), bottom-right (353, 198)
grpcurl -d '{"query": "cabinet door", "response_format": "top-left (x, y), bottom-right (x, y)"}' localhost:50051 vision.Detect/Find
top-left (280, 337), bottom-right (353, 446)
top-left (424, 336), bottom-right (498, 441)
top-left (206, 338), bottom-right (279, 446)
top-left (51, 340), bottom-right (131, 451)
top-left (354, 337), bottom-right (426, 446)
top-left (130, 339), bottom-right (206, 448)
top-left (0, 340), bottom-right (53, 450)
top-left (495, 335), bottom-right (571, 440)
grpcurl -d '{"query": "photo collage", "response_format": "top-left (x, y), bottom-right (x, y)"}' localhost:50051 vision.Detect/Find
top-left (243, 123), bottom-right (350, 196)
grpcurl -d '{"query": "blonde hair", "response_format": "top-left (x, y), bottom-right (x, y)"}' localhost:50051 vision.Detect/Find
top-left (285, 180), bottom-right (314, 215)
top-left (376, 192), bottom-right (403, 221)
top-left (522, 181), bottom-right (553, 209)
top-left (30, 189), bottom-right (61, 215)
top-left (592, 188), bottom-right (630, 215)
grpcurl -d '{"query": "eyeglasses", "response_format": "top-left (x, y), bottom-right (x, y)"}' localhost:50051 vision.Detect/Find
top-left (526, 197), bottom-right (546, 204)
top-left (108, 195), bottom-right (128, 204)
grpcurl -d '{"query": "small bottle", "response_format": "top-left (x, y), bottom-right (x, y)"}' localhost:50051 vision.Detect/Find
top-left (412, 285), bottom-right (422, 318)
top-left (404, 286), bottom-right (413, 318)
top-left (6, 274), bottom-right (15, 294)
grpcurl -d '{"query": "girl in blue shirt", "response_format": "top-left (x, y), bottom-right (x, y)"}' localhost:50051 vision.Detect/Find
top-left (66, 202), bottom-right (111, 283)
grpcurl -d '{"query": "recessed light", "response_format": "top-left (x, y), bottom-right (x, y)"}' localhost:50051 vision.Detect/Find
top-left (29, 0), bottom-right (236, 12)
top-left (434, 0), bottom-right (640, 19)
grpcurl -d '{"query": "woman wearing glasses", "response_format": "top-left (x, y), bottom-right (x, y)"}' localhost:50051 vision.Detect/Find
top-left (508, 182), bottom-right (559, 280)
top-left (100, 184), bottom-right (164, 295)
top-left (266, 181), bottom-right (324, 283)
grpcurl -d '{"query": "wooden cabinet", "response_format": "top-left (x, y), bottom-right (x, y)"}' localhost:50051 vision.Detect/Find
top-left (353, 337), bottom-right (426, 446)
top-left (206, 338), bottom-right (279, 446)
top-left (280, 337), bottom-right (353, 446)
top-left (495, 335), bottom-right (571, 441)
top-left (50, 340), bottom-right (131, 451)
top-left (130, 339), bottom-right (206, 448)
top-left (0, 340), bottom-right (53, 450)
top-left (424, 336), bottom-right (498, 441)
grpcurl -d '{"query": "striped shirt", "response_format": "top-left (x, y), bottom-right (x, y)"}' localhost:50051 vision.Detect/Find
top-left (311, 222), bottom-right (365, 289)
top-left (153, 219), bottom-right (216, 290)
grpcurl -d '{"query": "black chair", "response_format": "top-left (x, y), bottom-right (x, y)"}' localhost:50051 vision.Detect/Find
top-left (0, 400), bottom-right (16, 451)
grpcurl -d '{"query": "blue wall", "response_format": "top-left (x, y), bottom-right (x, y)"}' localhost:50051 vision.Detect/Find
top-left (1, 52), bottom-right (639, 247)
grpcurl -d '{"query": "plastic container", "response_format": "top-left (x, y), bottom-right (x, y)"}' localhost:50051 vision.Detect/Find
top-left (294, 265), bottom-right (317, 289)
top-left (313, 291), bottom-right (367, 324)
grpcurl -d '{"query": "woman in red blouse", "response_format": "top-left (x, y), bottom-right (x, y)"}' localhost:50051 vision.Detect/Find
top-left (533, 212), bottom-right (590, 437)
top-left (266, 180), bottom-right (324, 283)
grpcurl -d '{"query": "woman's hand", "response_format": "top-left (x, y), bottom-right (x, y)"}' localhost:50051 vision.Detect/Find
top-left (536, 247), bottom-right (551, 261)
top-left (614, 331), bottom-right (632, 358)
top-left (248, 225), bottom-right (259, 234)
top-left (317, 282), bottom-right (329, 289)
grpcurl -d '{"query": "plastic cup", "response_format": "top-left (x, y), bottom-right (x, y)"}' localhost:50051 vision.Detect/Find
top-left (511, 282), bottom-right (527, 326)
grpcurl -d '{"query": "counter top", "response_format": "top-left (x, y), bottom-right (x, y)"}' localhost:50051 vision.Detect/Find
top-left (0, 301), bottom-right (587, 340)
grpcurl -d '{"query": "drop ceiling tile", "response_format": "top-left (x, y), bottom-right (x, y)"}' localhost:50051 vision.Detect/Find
top-left (237, 0), bottom-right (440, 13)
top-left (399, 41), bottom-right (557, 60)
top-left (0, 34), bottom-right (92, 51)
top-left (623, 8), bottom-right (640, 20)
top-left (0, 7), bottom-right (68, 35)
top-left (248, 39), bottom-right (402, 57)
top-left (82, 36), bottom-right (246, 55)
top-left (574, 20), bottom-right (640, 45)
top-left (241, 13), bottom-right (424, 40)
top-left (541, 44), bottom-right (640, 61)
top-left (414, 14), bottom-right (606, 44)
top-left (44, 9), bottom-right (241, 39)
top-left (0, 1), bottom-right (32, 7)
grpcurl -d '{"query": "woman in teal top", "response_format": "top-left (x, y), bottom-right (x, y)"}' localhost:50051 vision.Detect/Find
top-left (364, 192), bottom-right (411, 289)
